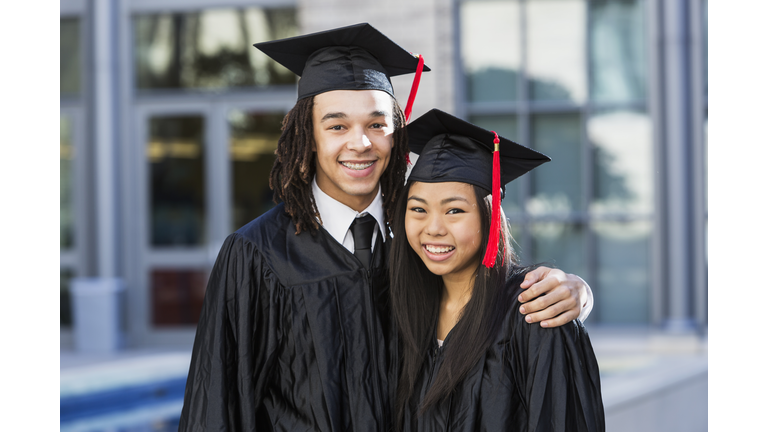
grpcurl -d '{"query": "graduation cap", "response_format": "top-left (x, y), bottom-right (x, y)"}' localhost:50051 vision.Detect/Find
top-left (406, 109), bottom-right (551, 268)
top-left (254, 23), bottom-right (429, 121)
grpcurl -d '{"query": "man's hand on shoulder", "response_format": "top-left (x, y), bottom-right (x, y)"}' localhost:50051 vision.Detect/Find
top-left (518, 266), bottom-right (593, 328)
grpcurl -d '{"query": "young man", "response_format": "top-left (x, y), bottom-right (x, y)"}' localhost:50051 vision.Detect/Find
top-left (179, 24), bottom-right (593, 431)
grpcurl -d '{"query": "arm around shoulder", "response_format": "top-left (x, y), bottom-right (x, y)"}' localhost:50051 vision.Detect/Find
top-left (517, 267), bottom-right (595, 326)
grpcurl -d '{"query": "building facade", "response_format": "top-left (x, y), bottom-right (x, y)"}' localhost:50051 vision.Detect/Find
top-left (60, 0), bottom-right (708, 349)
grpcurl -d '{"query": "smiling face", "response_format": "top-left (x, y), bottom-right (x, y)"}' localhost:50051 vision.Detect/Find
top-left (405, 181), bottom-right (484, 285)
top-left (312, 89), bottom-right (395, 211)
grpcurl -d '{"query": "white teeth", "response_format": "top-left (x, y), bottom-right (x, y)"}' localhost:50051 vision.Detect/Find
top-left (341, 161), bottom-right (374, 170)
top-left (425, 245), bottom-right (455, 254)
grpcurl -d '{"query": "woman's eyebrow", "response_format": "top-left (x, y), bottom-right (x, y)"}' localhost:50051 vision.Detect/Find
top-left (441, 196), bottom-right (469, 205)
top-left (407, 196), bottom-right (470, 205)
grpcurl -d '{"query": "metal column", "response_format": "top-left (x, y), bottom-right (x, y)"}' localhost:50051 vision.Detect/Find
top-left (661, 0), bottom-right (697, 331)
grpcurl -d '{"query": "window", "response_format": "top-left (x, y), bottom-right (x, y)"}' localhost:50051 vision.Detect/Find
top-left (229, 110), bottom-right (284, 231)
top-left (133, 8), bottom-right (297, 90)
top-left (61, 18), bottom-right (81, 96)
top-left (459, 0), bottom-right (652, 324)
top-left (148, 115), bottom-right (207, 247)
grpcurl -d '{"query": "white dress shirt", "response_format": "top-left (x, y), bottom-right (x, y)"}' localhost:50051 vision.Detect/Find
top-left (312, 177), bottom-right (386, 253)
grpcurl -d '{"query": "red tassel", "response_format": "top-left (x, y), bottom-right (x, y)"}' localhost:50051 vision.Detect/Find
top-left (403, 54), bottom-right (424, 124)
top-left (404, 54), bottom-right (423, 167)
top-left (482, 132), bottom-right (502, 268)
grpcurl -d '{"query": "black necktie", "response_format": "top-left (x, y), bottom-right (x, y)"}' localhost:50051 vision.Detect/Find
top-left (350, 214), bottom-right (377, 269)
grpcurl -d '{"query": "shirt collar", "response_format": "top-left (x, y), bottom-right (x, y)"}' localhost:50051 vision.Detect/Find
top-left (312, 176), bottom-right (386, 244)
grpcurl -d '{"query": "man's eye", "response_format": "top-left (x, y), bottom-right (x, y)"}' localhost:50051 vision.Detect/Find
top-left (329, 125), bottom-right (343, 131)
top-left (371, 123), bottom-right (383, 129)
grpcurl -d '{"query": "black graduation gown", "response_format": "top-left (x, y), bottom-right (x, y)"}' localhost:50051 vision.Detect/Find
top-left (179, 203), bottom-right (396, 432)
top-left (403, 279), bottom-right (605, 432)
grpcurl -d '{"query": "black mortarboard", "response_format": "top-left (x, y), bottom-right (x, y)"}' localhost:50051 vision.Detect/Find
top-left (406, 109), bottom-right (550, 268)
top-left (253, 23), bottom-right (430, 101)
top-left (407, 109), bottom-right (550, 195)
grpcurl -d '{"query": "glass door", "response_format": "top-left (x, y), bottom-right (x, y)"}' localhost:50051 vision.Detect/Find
top-left (131, 100), bottom-right (289, 346)
top-left (132, 103), bottom-right (219, 346)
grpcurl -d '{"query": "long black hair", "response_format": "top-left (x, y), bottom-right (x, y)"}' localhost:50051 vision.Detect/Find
top-left (389, 180), bottom-right (532, 429)
top-left (269, 95), bottom-right (408, 234)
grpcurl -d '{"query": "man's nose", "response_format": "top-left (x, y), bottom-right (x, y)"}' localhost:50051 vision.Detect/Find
top-left (348, 128), bottom-right (372, 151)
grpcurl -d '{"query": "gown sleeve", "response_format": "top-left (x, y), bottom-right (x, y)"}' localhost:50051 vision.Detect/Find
top-left (178, 233), bottom-right (282, 432)
top-left (511, 315), bottom-right (605, 432)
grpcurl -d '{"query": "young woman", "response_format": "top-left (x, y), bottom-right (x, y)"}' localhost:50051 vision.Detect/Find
top-left (390, 109), bottom-right (605, 432)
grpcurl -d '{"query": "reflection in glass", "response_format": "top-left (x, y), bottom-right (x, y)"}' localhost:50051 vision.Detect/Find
top-left (589, 0), bottom-right (646, 103)
top-left (469, 114), bottom-right (519, 144)
top-left (530, 222), bottom-right (586, 278)
top-left (470, 115), bottom-right (523, 215)
top-left (134, 8), bottom-right (297, 90)
top-left (61, 268), bottom-right (75, 327)
top-left (507, 222), bottom-right (524, 263)
top-left (229, 110), bottom-right (283, 230)
top-left (594, 220), bottom-right (650, 323)
top-left (461, 1), bottom-right (522, 102)
top-left (527, 0), bottom-right (587, 102)
top-left (61, 115), bottom-right (75, 249)
top-left (148, 116), bottom-right (206, 246)
top-left (61, 18), bottom-right (81, 95)
top-left (151, 269), bottom-right (207, 326)
top-left (529, 114), bottom-right (582, 215)
top-left (589, 109), bottom-right (653, 214)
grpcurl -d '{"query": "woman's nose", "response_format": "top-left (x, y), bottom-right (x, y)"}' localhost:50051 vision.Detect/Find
top-left (425, 215), bottom-right (446, 236)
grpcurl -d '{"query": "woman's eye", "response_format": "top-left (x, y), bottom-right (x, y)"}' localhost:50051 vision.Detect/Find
top-left (409, 207), bottom-right (426, 213)
top-left (447, 208), bottom-right (465, 215)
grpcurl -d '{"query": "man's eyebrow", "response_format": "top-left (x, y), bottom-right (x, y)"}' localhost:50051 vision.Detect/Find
top-left (320, 112), bottom-right (347, 122)
top-left (320, 110), bottom-right (389, 122)
top-left (369, 110), bottom-right (389, 118)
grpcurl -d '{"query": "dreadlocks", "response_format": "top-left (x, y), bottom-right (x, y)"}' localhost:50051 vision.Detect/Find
top-left (269, 94), bottom-right (408, 235)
